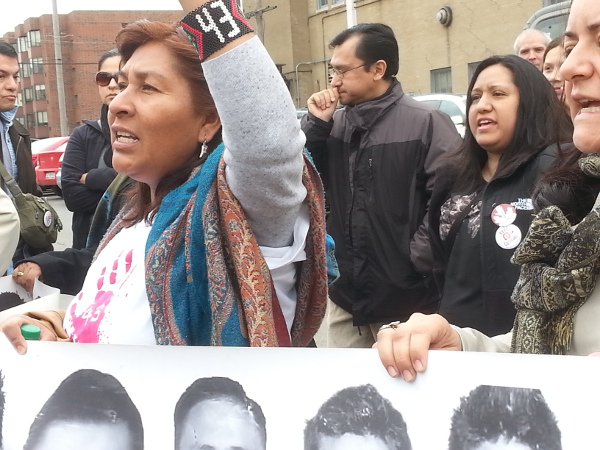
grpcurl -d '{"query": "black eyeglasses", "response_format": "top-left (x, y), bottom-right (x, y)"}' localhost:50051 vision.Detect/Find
top-left (95, 71), bottom-right (119, 87)
top-left (330, 63), bottom-right (367, 78)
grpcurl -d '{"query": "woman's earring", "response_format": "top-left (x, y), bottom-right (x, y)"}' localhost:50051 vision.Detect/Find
top-left (199, 138), bottom-right (208, 160)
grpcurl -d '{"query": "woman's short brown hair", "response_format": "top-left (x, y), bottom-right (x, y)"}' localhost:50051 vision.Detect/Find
top-left (117, 20), bottom-right (218, 119)
top-left (114, 20), bottom-right (222, 225)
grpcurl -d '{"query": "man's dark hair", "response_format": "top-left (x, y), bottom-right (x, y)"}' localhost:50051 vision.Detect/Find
top-left (0, 41), bottom-right (17, 60)
top-left (174, 377), bottom-right (266, 449)
top-left (449, 54), bottom-right (573, 194)
top-left (448, 385), bottom-right (562, 450)
top-left (23, 369), bottom-right (144, 450)
top-left (329, 23), bottom-right (399, 80)
top-left (304, 384), bottom-right (411, 450)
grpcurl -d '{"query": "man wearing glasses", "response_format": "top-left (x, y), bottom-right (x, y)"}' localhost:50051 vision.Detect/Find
top-left (301, 23), bottom-right (461, 348)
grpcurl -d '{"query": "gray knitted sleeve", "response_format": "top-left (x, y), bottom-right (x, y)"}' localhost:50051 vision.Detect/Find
top-left (202, 37), bottom-right (306, 248)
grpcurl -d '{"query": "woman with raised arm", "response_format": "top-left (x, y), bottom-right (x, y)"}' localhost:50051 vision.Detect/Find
top-left (377, 0), bottom-right (600, 381)
top-left (0, 0), bottom-right (332, 351)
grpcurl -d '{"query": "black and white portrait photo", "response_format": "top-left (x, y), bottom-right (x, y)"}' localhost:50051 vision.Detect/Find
top-left (174, 377), bottom-right (266, 450)
top-left (448, 385), bottom-right (561, 450)
top-left (304, 384), bottom-right (411, 450)
top-left (22, 369), bottom-right (143, 450)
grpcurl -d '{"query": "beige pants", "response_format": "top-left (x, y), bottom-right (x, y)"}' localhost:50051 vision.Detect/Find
top-left (325, 299), bottom-right (387, 348)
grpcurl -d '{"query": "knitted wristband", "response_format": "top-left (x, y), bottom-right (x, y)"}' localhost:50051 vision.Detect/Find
top-left (181, 0), bottom-right (254, 61)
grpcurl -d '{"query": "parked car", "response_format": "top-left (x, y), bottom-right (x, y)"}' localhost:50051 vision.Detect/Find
top-left (296, 108), bottom-right (309, 121)
top-left (55, 150), bottom-right (65, 193)
top-left (525, 1), bottom-right (569, 39)
top-left (31, 136), bottom-right (69, 195)
top-left (413, 94), bottom-right (467, 138)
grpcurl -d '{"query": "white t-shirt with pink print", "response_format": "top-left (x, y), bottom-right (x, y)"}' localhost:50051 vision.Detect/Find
top-left (63, 221), bottom-right (156, 345)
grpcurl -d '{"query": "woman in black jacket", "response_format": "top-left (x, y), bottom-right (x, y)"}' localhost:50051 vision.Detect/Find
top-left (61, 49), bottom-right (120, 249)
top-left (415, 55), bottom-right (574, 335)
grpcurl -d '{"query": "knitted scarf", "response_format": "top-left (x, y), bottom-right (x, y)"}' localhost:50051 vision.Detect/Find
top-left (511, 154), bottom-right (600, 354)
top-left (97, 144), bottom-right (331, 346)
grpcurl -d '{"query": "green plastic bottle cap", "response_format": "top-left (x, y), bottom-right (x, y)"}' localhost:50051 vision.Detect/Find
top-left (20, 324), bottom-right (41, 340)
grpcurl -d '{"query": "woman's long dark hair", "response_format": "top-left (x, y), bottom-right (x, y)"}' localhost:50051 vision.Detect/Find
top-left (449, 54), bottom-right (573, 194)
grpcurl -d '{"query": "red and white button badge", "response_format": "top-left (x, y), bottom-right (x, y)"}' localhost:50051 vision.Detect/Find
top-left (491, 204), bottom-right (521, 250)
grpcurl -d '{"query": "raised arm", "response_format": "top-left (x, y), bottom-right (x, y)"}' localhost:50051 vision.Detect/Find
top-left (180, 0), bottom-right (306, 248)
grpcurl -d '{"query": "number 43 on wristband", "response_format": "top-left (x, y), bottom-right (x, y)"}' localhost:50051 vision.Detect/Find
top-left (181, 0), bottom-right (254, 61)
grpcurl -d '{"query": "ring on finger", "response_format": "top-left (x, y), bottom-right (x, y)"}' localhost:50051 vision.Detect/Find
top-left (15, 271), bottom-right (24, 277)
top-left (379, 321), bottom-right (401, 332)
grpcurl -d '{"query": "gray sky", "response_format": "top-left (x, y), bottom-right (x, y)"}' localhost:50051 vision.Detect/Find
top-left (1, 0), bottom-right (183, 36)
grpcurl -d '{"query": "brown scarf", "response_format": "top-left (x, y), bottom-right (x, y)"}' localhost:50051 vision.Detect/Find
top-left (511, 154), bottom-right (600, 354)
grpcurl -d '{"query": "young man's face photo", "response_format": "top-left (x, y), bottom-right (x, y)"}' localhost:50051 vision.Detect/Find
top-left (177, 399), bottom-right (265, 450)
top-left (316, 433), bottom-right (391, 450)
top-left (473, 437), bottom-right (533, 450)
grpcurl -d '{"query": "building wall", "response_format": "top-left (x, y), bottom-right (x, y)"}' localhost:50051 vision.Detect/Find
top-left (242, 0), bottom-right (312, 107)
top-left (3, 10), bottom-right (181, 139)
top-left (297, 0), bottom-right (544, 106)
top-left (2, 2), bottom-right (549, 136)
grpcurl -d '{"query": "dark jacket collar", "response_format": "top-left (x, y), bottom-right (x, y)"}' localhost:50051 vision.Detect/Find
top-left (344, 79), bottom-right (403, 131)
top-left (9, 119), bottom-right (30, 138)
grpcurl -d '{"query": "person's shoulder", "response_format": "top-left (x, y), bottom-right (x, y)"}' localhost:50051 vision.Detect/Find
top-left (394, 92), bottom-right (440, 120)
top-left (82, 119), bottom-right (103, 133)
top-left (10, 120), bottom-right (30, 137)
top-left (70, 121), bottom-right (102, 139)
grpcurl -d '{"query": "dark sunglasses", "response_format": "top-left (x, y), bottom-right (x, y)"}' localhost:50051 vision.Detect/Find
top-left (95, 71), bottom-right (119, 87)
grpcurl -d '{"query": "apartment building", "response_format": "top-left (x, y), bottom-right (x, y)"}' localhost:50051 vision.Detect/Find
top-left (2, 10), bottom-right (181, 139)
top-left (242, 0), bottom-right (553, 107)
top-left (2, 2), bottom-right (561, 138)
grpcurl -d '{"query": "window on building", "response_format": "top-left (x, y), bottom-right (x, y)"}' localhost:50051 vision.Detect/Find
top-left (16, 117), bottom-right (25, 126)
top-left (17, 93), bottom-right (23, 106)
top-left (36, 111), bottom-right (48, 126)
top-left (21, 62), bottom-right (30, 78)
top-left (332, 0), bottom-right (345, 4)
top-left (317, 0), bottom-right (328, 9)
top-left (17, 36), bottom-right (28, 52)
top-left (24, 88), bottom-right (33, 103)
top-left (468, 61), bottom-right (482, 84)
top-left (27, 30), bottom-right (41, 47)
top-left (35, 84), bottom-right (46, 101)
top-left (431, 67), bottom-right (452, 93)
top-left (26, 113), bottom-right (36, 129)
top-left (31, 58), bottom-right (43, 74)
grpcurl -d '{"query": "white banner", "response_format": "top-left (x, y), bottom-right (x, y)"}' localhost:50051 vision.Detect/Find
top-left (0, 338), bottom-right (597, 449)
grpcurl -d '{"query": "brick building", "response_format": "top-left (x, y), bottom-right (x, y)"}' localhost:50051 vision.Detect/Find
top-left (2, 10), bottom-right (181, 139)
top-left (2, 2), bottom-right (565, 138)
top-left (242, 0), bottom-right (560, 108)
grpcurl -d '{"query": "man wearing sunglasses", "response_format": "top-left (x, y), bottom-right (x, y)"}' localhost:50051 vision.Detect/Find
top-left (0, 41), bottom-right (46, 264)
top-left (301, 24), bottom-right (462, 348)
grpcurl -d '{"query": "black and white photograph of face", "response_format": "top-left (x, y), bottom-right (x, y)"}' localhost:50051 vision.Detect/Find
top-left (174, 377), bottom-right (266, 450)
top-left (448, 385), bottom-right (562, 450)
top-left (304, 384), bottom-right (411, 450)
top-left (21, 369), bottom-right (143, 450)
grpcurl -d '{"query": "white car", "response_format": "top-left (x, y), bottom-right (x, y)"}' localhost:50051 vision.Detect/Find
top-left (414, 94), bottom-right (467, 138)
